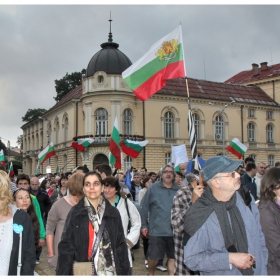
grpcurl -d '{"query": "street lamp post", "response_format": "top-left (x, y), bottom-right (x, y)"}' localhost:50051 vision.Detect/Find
top-left (209, 101), bottom-right (235, 155)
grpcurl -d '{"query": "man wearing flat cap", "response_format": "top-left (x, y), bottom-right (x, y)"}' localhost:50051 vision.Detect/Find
top-left (183, 155), bottom-right (268, 275)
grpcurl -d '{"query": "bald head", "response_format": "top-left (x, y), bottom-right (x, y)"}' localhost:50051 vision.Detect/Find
top-left (30, 176), bottom-right (40, 191)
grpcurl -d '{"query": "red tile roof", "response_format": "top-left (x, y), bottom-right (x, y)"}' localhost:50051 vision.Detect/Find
top-left (157, 77), bottom-right (279, 107)
top-left (48, 85), bottom-right (83, 111)
top-left (225, 63), bottom-right (280, 84)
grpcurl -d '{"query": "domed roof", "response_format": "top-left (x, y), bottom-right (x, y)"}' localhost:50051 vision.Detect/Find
top-left (86, 27), bottom-right (132, 77)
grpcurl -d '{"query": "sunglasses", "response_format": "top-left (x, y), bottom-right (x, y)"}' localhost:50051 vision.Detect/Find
top-left (214, 171), bottom-right (236, 179)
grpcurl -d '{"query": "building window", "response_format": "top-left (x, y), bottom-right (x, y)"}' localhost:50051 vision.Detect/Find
top-left (266, 124), bottom-right (274, 143)
top-left (95, 108), bottom-right (108, 135)
top-left (165, 152), bottom-right (171, 165)
top-left (193, 113), bottom-right (200, 140)
top-left (248, 109), bottom-right (255, 118)
top-left (268, 155), bottom-right (275, 166)
top-left (123, 109), bottom-right (132, 135)
top-left (164, 112), bottom-right (174, 138)
top-left (247, 123), bottom-right (255, 142)
top-left (215, 115), bottom-right (223, 140)
top-left (98, 75), bottom-right (104, 84)
top-left (266, 111), bottom-right (273, 119)
top-left (124, 156), bottom-right (133, 172)
top-left (64, 118), bottom-right (68, 142)
top-left (55, 121), bottom-right (59, 145)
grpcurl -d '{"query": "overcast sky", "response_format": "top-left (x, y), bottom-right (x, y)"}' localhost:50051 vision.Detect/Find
top-left (1, 4), bottom-right (279, 147)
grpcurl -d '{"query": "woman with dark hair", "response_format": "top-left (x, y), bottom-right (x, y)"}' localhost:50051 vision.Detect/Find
top-left (46, 173), bottom-right (84, 270)
top-left (57, 174), bottom-right (68, 199)
top-left (40, 179), bottom-right (50, 192)
top-left (13, 188), bottom-right (40, 249)
top-left (103, 176), bottom-right (141, 273)
top-left (0, 171), bottom-right (35, 275)
top-left (56, 171), bottom-right (130, 275)
top-left (259, 167), bottom-right (280, 275)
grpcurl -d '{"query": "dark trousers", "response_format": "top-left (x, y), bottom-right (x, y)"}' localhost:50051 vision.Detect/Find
top-left (36, 246), bottom-right (42, 261)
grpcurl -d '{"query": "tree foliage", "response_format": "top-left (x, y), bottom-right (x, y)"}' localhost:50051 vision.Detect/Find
top-left (0, 140), bottom-right (7, 154)
top-left (22, 108), bottom-right (47, 122)
top-left (54, 69), bottom-right (86, 102)
top-left (17, 135), bottom-right (23, 150)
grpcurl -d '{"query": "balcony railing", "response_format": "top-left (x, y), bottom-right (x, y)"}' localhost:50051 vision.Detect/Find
top-left (73, 134), bottom-right (145, 144)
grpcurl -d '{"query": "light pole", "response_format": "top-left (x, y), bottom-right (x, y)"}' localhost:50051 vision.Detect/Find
top-left (209, 101), bottom-right (235, 155)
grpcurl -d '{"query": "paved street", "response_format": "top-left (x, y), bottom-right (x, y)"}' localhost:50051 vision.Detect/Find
top-left (35, 240), bottom-right (168, 276)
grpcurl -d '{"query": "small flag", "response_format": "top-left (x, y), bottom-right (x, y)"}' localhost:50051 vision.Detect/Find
top-left (122, 25), bottom-right (186, 101)
top-left (0, 149), bottom-right (5, 165)
top-left (38, 142), bottom-right (56, 165)
top-left (8, 162), bottom-right (14, 178)
top-left (109, 117), bottom-right (121, 169)
top-left (35, 161), bottom-right (40, 175)
top-left (71, 138), bottom-right (94, 152)
top-left (125, 169), bottom-right (132, 191)
top-left (120, 139), bottom-right (148, 159)
top-left (226, 138), bottom-right (248, 159)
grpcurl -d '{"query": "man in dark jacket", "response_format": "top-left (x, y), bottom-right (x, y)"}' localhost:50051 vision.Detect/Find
top-left (241, 162), bottom-right (258, 200)
top-left (131, 172), bottom-right (143, 205)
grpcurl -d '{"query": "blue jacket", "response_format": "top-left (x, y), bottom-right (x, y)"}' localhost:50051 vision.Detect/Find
top-left (139, 180), bottom-right (180, 236)
top-left (184, 192), bottom-right (268, 275)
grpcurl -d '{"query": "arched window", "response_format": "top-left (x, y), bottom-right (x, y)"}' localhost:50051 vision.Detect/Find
top-left (193, 113), bottom-right (200, 140)
top-left (123, 109), bottom-right (132, 135)
top-left (215, 115), bottom-right (223, 140)
top-left (266, 124), bottom-right (273, 143)
top-left (124, 156), bottom-right (133, 172)
top-left (164, 112), bottom-right (174, 138)
top-left (247, 123), bottom-right (255, 142)
top-left (64, 118), bottom-right (69, 142)
top-left (268, 155), bottom-right (275, 166)
top-left (55, 121), bottom-right (59, 144)
top-left (165, 152), bottom-right (171, 165)
top-left (47, 123), bottom-right (52, 144)
top-left (95, 108), bottom-right (108, 135)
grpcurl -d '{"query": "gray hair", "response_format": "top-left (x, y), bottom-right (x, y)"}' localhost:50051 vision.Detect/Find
top-left (186, 173), bottom-right (196, 183)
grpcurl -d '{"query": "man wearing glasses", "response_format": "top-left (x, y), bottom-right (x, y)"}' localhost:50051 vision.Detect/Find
top-left (140, 165), bottom-right (180, 275)
top-left (183, 155), bottom-right (268, 275)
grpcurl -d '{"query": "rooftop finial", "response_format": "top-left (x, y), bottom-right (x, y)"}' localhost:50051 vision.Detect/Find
top-left (108, 12), bottom-right (113, 42)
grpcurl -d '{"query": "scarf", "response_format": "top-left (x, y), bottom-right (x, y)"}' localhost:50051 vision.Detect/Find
top-left (84, 196), bottom-right (116, 276)
top-left (184, 186), bottom-right (253, 275)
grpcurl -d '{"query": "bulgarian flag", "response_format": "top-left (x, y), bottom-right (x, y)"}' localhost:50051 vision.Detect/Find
top-left (0, 149), bottom-right (5, 164)
top-left (38, 142), bottom-right (56, 165)
top-left (120, 139), bottom-right (148, 159)
top-left (109, 117), bottom-right (121, 169)
top-left (226, 138), bottom-right (248, 159)
top-left (71, 138), bottom-right (94, 152)
top-left (122, 25), bottom-right (186, 101)
top-left (8, 162), bottom-right (14, 178)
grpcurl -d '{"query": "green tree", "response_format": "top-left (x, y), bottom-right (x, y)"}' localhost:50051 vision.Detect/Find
top-left (54, 69), bottom-right (86, 102)
top-left (17, 135), bottom-right (23, 150)
top-left (0, 139), bottom-right (7, 154)
top-left (22, 108), bottom-right (47, 122)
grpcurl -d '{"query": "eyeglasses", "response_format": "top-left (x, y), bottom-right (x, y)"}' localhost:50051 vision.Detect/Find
top-left (162, 170), bottom-right (174, 174)
top-left (214, 171), bottom-right (236, 179)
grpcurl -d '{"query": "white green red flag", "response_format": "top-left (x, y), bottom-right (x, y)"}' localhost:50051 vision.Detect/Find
top-left (8, 162), bottom-right (14, 178)
top-left (0, 149), bottom-right (5, 165)
top-left (109, 117), bottom-right (121, 169)
top-left (226, 138), bottom-right (247, 159)
top-left (35, 161), bottom-right (40, 175)
top-left (71, 138), bottom-right (94, 152)
top-left (122, 25), bottom-right (186, 101)
top-left (38, 142), bottom-right (56, 165)
top-left (120, 139), bottom-right (148, 159)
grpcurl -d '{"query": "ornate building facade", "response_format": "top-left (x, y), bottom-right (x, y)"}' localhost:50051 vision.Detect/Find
top-left (21, 31), bottom-right (280, 175)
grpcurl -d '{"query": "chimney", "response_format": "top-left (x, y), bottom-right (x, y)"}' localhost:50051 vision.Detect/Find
top-left (260, 62), bottom-right (268, 71)
top-left (252, 63), bottom-right (259, 75)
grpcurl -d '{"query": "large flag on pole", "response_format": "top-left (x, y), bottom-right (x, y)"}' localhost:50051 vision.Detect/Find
top-left (8, 162), bottom-right (14, 178)
top-left (0, 149), bottom-right (5, 165)
top-left (226, 138), bottom-right (247, 159)
top-left (122, 25), bottom-right (186, 101)
top-left (71, 138), bottom-right (94, 152)
top-left (120, 139), bottom-right (148, 159)
top-left (188, 100), bottom-right (201, 176)
top-left (38, 142), bottom-right (56, 165)
top-left (109, 117), bottom-right (121, 169)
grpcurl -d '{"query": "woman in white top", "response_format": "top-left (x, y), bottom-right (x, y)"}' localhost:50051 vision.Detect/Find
top-left (103, 176), bottom-right (141, 274)
top-left (0, 170), bottom-right (35, 275)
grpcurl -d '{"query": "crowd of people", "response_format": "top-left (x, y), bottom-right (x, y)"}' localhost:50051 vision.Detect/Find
top-left (0, 156), bottom-right (279, 276)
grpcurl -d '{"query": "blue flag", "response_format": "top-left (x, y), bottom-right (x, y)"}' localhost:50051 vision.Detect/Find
top-left (125, 170), bottom-right (132, 191)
